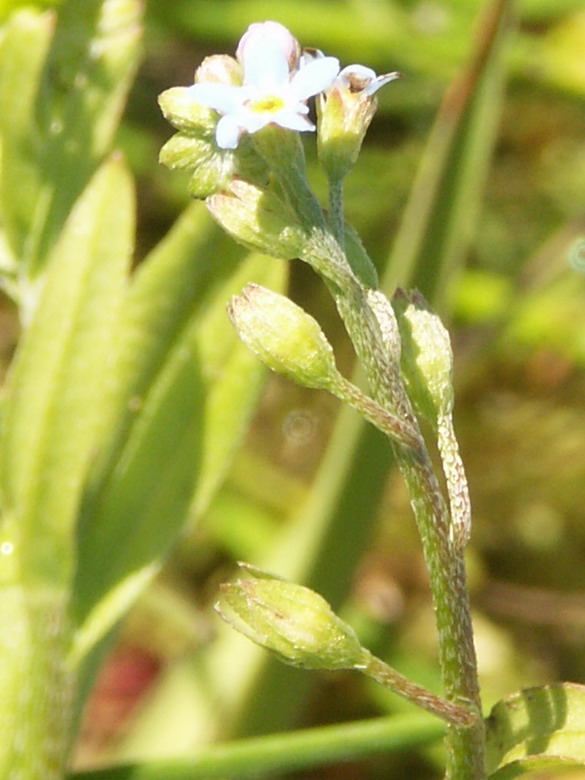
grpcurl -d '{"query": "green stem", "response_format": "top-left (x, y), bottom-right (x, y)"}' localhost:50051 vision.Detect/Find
top-left (252, 123), bottom-right (484, 775)
top-left (326, 260), bottom-right (486, 778)
top-left (332, 374), bottom-right (419, 449)
top-left (327, 176), bottom-right (346, 250)
top-left (0, 581), bottom-right (74, 780)
top-left (396, 445), bottom-right (485, 779)
top-left (360, 650), bottom-right (476, 727)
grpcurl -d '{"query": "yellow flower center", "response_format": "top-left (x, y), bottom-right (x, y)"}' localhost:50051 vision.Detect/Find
top-left (249, 95), bottom-right (285, 114)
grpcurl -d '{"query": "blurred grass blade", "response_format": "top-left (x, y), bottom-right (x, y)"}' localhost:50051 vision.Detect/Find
top-left (0, 0), bottom-right (143, 284)
top-left (70, 713), bottom-right (443, 780)
top-left (0, 155), bottom-right (134, 587)
top-left (385, 0), bottom-right (514, 308)
top-left (0, 8), bottom-right (54, 273)
top-left (72, 206), bottom-right (287, 659)
top-left (114, 416), bottom-right (392, 759)
top-left (485, 683), bottom-right (585, 778)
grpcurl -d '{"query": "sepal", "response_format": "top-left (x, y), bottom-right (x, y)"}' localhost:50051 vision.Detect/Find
top-left (393, 288), bottom-right (454, 425)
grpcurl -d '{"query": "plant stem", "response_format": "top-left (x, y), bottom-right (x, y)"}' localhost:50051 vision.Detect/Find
top-left (254, 124), bottom-right (485, 775)
top-left (396, 444), bottom-right (485, 779)
top-left (331, 272), bottom-right (486, 777)
top-left (0, 581), bottom-right (74, 780)
top-left (327, 176), bottom-right (345, 250)
top-left (360, 650), bottom-right (476, 727)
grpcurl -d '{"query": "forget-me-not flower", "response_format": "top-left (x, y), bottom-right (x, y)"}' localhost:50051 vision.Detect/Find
top-left (333, 64), bottom-right (401, 96)
top-left (187, 21), bottom-right (340, 150)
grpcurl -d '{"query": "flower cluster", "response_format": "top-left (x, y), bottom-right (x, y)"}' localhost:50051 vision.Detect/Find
top-left (187, 21), bottom-right (339, 150)
top-left (158, 20), bottom-right (400, 195)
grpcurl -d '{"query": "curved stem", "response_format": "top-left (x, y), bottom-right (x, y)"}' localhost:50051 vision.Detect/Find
top-left (360, 650), bottom-right (476, 727)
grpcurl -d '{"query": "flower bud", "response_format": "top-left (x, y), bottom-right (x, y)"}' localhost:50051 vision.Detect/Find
top-left (317, 66), bottom-right (401, 182)
top-left (207, 179), bottom-right (306, 259)
top-left (393, 288), bottom-right (454, 425)
top-left (158, 87), bottom-right (217, 134)
top-left (216, 565), bottom-right (365, 670)
top-left (227, 283), bottom-right (340, 390)
top-left (158, 133), bottom-right (232, 198)
top-left (195, 54), bottom-right (241, 85)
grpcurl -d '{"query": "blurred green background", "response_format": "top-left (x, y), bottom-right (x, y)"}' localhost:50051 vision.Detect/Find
top-left (48, 0), bottom-right (585, 777)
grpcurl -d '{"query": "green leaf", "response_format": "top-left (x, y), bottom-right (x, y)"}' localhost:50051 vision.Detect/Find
top-left (69, 713), bottom-right (443, 780)
top-left (71, 202), bottom-right (288, 659)
top-left (385, 0), bottom-right (514, 308)
top-left (0, 154), bottom-right (134, 588)
top-left (0, 0), bottom-right (143, 282)
top-left (485, 683), bottom-right (585, 778)
top-left (0, 0), bottom-right (60, 19)
top-left (0, 9), bottom-right (54, 269)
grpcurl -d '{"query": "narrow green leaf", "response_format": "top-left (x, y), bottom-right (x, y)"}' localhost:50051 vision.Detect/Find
top-left (385, 0), bottom-right (514, 308)
top-left (69, 713), bottom-right (443, 780)
top-left (0, 156), bottom-right (134, 587)
top-left (0, 9), bottom-right (54, 266)
top-left (485, 683), bottom-right (585, 778)
top-left (72, 209), bottom-right (287, 658)
top-left (0, 0), bottom-right (143, 281)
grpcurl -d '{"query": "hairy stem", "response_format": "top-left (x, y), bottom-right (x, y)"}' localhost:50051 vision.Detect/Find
top-left (360, 650), bottom-right (477, 727)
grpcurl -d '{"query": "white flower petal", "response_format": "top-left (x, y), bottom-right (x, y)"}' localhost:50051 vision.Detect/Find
top-left (364, 71), bottom-right (401, 96)
top-left (242, 32), bottom-right (290, 90)
top-left (272, 110), bottom-right (315, 132)
top-left (338, 64), bottom-right (376, 86)
top-left (290, 56), bottom-right (339, 100)
top-left (215, 114), bottom-right (243, 149)
top-left (238, 22), bottom-right (299, 71)
top-left (238, 111), bottom-right (272, 135)
top-left (187, 83), bottom-right (246, 114)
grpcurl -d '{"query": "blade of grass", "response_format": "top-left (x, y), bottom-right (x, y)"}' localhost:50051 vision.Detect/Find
top-left (71, 713), bottom-right (444, 780)
top-left (0, 0), bottom-right (143, 285)
top-left (385, 0), bottom-right (515, 309)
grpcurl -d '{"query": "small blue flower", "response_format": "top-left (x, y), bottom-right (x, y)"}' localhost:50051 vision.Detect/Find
top-left (186, 21), bottom-right (339, 150)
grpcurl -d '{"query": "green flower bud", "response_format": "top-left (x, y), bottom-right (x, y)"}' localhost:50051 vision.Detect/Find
top-left (158, 86), bottom-right (217, 134)
top-left (195, 54), bottom-right (241, 85)
top-left (216, 565), bottom-right (365, 670)
top-left (159, 133), bottom-right (237, 199)
top-left (317, 67), bottom-right (401, 182)
top-left (207, 179), bottom-right (306, 259)
top-left (227, 283), bottom-right (340, 390)
top-left (159, 83), bottom-right (267, 199)
top-left (393, 288), bottom-right (454, 425)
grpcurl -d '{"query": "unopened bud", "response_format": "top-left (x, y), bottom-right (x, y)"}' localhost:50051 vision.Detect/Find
top-left (159, 84), bottom-right (267, 199)
top-left (208, 180), bottom-right (306, 259)
top-left (228, 283), bottom-right (340, 390)
top-left (216, 564), bottom-right (365, 670)
top-left (158, 87), bottom-right (217, 134)
top-left (318, 66), bottom-right (401, 182)
top-left (393, 288), bottom-right (454, 425)
top-left (195, 54), bottom-right (241, 85)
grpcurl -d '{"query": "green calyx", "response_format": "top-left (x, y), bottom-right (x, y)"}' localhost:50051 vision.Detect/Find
top-left (227, 283), bottom-right (340, 390)
top-left (216, 564), bottom-right (365, 671)
top-left (393, 288), bottom-right (454, 426)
